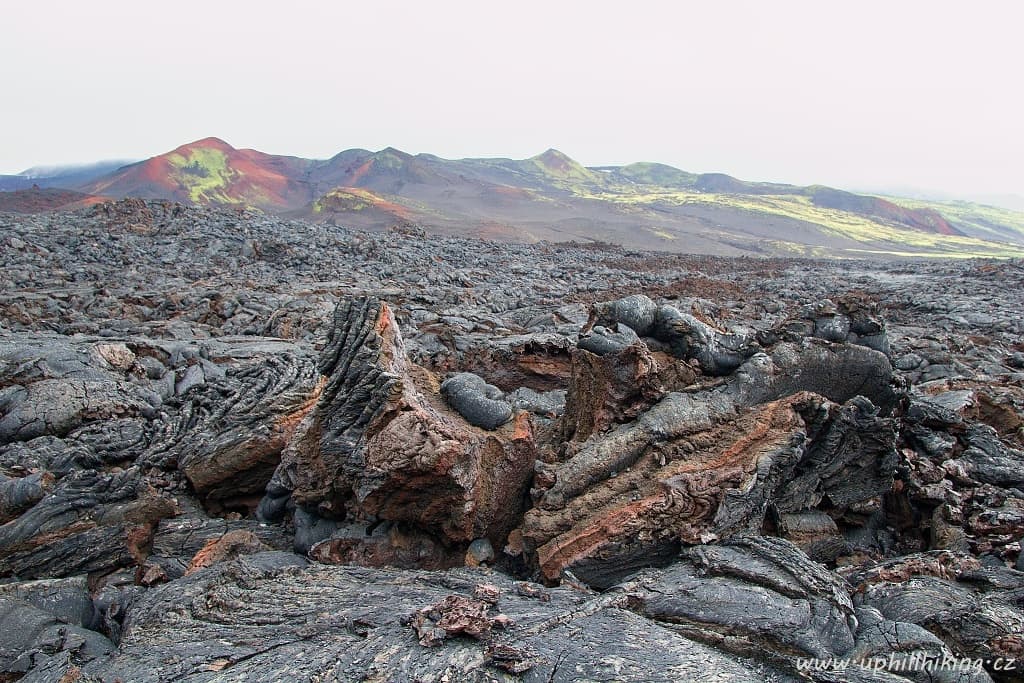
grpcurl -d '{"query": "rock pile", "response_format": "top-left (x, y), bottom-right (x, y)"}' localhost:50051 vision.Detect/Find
top-left (0, 201), bottom-right (1022, 681)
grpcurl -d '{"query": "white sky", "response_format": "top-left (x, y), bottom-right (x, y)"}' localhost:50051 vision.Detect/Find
top-left (2, 1), bottom-right (1021, 197)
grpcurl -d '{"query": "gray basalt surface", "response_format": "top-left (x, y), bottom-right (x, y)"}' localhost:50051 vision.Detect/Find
top-left (441, 372), bottom-right (514, 430)
top-left (1, 201), bottom-right (1022, 681)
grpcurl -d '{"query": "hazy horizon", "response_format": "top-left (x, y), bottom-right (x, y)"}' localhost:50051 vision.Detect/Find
top-left (3, 1), bottom-right (1021, 201)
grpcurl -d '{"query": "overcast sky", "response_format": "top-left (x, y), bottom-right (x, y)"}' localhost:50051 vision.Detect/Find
top-left (2, 1), bottom-right (1021, 198)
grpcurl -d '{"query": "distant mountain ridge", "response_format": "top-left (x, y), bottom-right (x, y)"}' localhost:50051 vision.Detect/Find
top-left (4, 137), bottom-right (1024, 258)
top-left (0, 159), bottom-right (134, 193)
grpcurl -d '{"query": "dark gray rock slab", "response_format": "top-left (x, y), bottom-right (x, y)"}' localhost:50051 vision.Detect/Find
top-left (56, 554), bottom-right (799, 682)
top-left (0, 596), bottom-right (113, 677)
